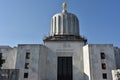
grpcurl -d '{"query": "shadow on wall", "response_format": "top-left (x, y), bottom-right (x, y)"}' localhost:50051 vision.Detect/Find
top-left (84, 73), bottom-right (89, 80)
top-left (73, 65), bottom-right (89, 80)
top-left (0, 69), bottom-right (19, 80)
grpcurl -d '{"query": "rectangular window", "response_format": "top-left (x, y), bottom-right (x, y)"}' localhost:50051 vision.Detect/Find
top-left (102, 63), bottom-right (106, 69)
top-left (103, 73), bottom-right (107, 79)
top-left (24, 73), bottom-right (28, 78)
top-left (101, 52), bottom-right (105, 59)
top-left (25, 63), bottom-right (29, 69)
top-left (26, 52), bottom-right (30, 59)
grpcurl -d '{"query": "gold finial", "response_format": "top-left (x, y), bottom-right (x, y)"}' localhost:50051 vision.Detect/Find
top-left (62, 2), bottom-right (67, 11)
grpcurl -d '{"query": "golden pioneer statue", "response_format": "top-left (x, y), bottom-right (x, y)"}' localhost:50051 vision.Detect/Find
top-left (63, 2), bottom-right (67, 11)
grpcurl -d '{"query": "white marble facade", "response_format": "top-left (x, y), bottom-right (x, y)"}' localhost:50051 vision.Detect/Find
top-left (0, 46), bottom-right (17, 69)
top-left (112, 69), bottom-right (120, 80)
top-left (83, 44), bottom-right (116, 80)
top-left (0, 2), bottom-right (120, 80)
top-left (44, 41), bottom-right (85, 80)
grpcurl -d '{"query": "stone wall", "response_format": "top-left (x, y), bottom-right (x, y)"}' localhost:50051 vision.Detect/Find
top-left (44, 41), bottom-right (85, 80)
top-left (114, 47), bottom-right (120, 69)
top-left (0, 69), bottom-right (19, 80)
top-left (0, 46), bottom-right (17, 69)
top-left (83, 44), bottom-right (116, 80)
top-left (112, 69), bottom-right (120, 80)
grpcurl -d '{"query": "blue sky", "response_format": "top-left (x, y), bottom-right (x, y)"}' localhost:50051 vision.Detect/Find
top-left (0, 0), bottom-right (120, 47)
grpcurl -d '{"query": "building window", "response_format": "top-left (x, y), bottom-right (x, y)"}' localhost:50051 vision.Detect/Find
top-left (102, 63), bottom-right (106, 69)
top-left (24, 73), bottom-right (28, 78)
top-left (101, 52), bottom-right (105, 59)
top-left (103, 73), bottom-right (107, 79)
top-left (26, 52), bottom-right (30, 59)
top-left (25, 63), bottom-right (29, 69)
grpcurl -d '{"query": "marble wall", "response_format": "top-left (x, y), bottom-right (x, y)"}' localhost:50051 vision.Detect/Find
top-left (44, 41), bottom-right (85, 80)
top-left (83, 44), bottom-right (116, 80)
top-left (0, 46), bottom-right (17, 69)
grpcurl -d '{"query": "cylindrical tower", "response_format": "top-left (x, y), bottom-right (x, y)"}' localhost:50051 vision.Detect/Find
top-left (50, 10), bottom-right (79, 36)
top-left (44, 2), bottom-right (87, 42)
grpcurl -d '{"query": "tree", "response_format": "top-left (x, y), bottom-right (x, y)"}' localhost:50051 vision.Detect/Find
top-left (0, 53), bottom-right (5, 68)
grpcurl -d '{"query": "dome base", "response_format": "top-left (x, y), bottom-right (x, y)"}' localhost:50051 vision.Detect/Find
top-left (43, 35), bottom-right (87, 43)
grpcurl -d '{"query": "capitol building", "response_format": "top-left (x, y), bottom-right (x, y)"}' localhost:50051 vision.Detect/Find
top-left (0, 2), bottom-right (120, 80)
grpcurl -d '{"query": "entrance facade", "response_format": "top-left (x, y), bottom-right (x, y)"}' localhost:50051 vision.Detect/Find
top-left (57, 57), bottom-right (72, 80)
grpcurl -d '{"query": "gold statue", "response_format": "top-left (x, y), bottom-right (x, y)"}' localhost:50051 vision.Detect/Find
top-left (63, 2), bottom-right (67, 11)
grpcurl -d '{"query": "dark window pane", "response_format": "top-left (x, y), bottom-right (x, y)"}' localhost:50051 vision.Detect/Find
top-left (25, 63), bottom-right (29, 69)
top-left (102, 63), bottom-right (106, 69)
top-left (24, 73), bottom-right (28, 78)
top-left (101, 52), bottom-right (105, 59)
top-left (26, 52), bottom-right (30, 59)
top-left (103, 73), bottom-right (107, 79)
